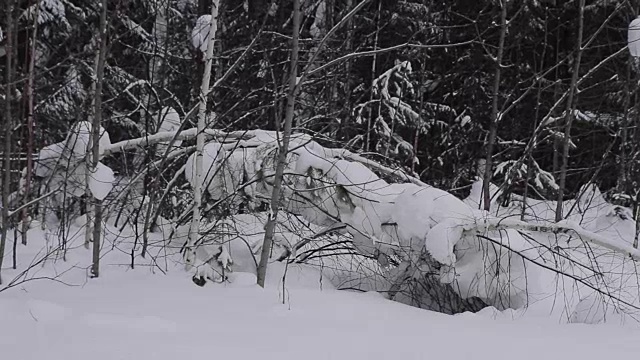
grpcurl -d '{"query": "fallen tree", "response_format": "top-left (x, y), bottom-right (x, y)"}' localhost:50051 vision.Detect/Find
top-left (30, 124), bottom-right (640, 322)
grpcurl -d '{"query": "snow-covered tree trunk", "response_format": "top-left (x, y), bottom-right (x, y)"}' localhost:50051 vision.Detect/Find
top-left (0, 0), bottom-right (15, 285)
top-left (556, 0), bottom-right (585, 222)
top-left (188, 0), bottom-right (220, 267)
top-left (256, 0), bottom-right (301, 288)
top-left (90, 0), bottom-right (108, 278)
top-left (482, 1), bottom-right (507, 212)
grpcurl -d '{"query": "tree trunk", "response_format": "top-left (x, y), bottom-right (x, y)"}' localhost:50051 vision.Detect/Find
top-left (482, 1), bottom-right (507, 212)
top-left (0, 0), bottom-right (15, 285)
top-left (340, 0), bottom-right (354, 140)
top-left (21, 0), bottom-right (41, 246)
top-left (187, 0), bottom-right (220, 266)
top-left (256, 0), bottom-right (301, 288)
top-left (90, 0), bottom-right (108, 278)
top-left (141, 0), bottom-right (170, 258)
top-left (618, 56), bottom-right (631, 197)
top-left (365, 0), bottom-right (381, 153)
top-left (634, 190), bottom-right (640, 249)
top-left (555, 0), bottom-right (585, 222)
top-left (523, 4), bottom-right (550, 220)
top-left (85, 44), bottom-right (100, 250)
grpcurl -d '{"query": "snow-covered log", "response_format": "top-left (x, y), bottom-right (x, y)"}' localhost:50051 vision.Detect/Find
top-left (35, 126), bottom-right (640, 319)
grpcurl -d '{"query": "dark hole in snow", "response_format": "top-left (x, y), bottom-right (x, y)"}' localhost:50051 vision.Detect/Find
top-left (192, 276), bottom-right (206, 287)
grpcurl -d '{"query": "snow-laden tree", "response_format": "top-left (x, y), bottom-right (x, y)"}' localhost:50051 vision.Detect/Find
top-left (353, 61), bottom-right (426, 168)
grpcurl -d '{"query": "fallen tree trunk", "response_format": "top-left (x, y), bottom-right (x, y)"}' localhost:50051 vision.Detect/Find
top-left (35, 124), bottom-right (640, 317)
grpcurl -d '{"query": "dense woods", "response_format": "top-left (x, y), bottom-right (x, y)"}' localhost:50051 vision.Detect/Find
top-left (3, 0), bottom-right (640, 321)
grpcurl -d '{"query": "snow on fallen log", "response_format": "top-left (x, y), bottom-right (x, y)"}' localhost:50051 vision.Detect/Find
top-left (103, 126), bottom-right (640, 259)
top-left (37, 124), bottom-right (640, 318)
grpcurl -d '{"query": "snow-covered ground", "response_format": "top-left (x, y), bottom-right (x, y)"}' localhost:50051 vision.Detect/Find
top-left (2, 223), bottom-right (640, 360)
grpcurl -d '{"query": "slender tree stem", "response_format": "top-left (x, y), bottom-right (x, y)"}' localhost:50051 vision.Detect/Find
top-left (90, 0), bottom-right (109, 278)
top-left (0, 0), bottom-right (16, 285)
top-left (21, 0), bottom-right (41, 246)
top-left (366, 0), bottom-right (381, 153)
top-left (482, 1), bottom-right (508, 212)
top-left (188, 0), bottom-right (220, 267)
top-left (257, 0), bottom-right (301, 288)
top-left (555, 0), bottom-right (585, 222)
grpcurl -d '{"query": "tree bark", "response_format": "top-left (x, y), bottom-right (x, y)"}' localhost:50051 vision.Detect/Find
top-left (256, 0), bottom-right (301, 288)
top-left (0, 0), bottom-right (15, 285)
top-left (187, 0), bottom-right (220, 266)
top-left (482, 1), bottom-right (508, 212)
top-left (141, 0), bottom-right (170, 258)
top-left (90, 0), bottom-right (108, 278)
top-left (365, 0), bottom-right (381, 153)
top-left (85, 43), bottom-right (100, 250)
top-left (340, 0), bottom-right (354, 140)
top-left (618, 56), bottom-right (631, 197)
top-left (555, 0), bottom-right (585, 223)
top-left (21, 0), bottom-right (41, 246)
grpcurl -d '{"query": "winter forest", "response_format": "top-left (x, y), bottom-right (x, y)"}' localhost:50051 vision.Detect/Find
top-left (5, 0), bottom-right (640, 350)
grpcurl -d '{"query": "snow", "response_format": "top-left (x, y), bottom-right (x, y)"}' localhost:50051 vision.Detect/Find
top-left (33, 121), bottom-right (115, 205)
top-left (34, 142), bottom-right (66, 177)
top-left (3, 224), bottom-right (640, 360)
top-left (170, 133), bottom-right (640, 319)
top-left (156, 106), bottom-right (182, 155)
top-left (88, 162), bottom-right (115, 200)
top-left (192, 15), bottom-right (212, 54)
top-left (310, 1), bottom-right (326, 39)
top-left (185, 142), bottom-right (229, 200)
top-left (64, 121), bottom-right (111, 159)
top-left (23, 125), bottom-right (640, 331)
top-left (630, 16), bottom-right (640, 57)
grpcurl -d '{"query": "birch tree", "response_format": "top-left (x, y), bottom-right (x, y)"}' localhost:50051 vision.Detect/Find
top-left (187, 0), bottom-right (220, 267)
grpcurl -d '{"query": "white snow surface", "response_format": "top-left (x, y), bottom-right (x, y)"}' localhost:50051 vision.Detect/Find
top-left (3, 222), bottom-right (640, 360)
top-left (629, 16), bottom-right (640, 57)
top-left (191, 15), bottom-right (212, 54)
top-left (156, 106), bottom-right (182, 155)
